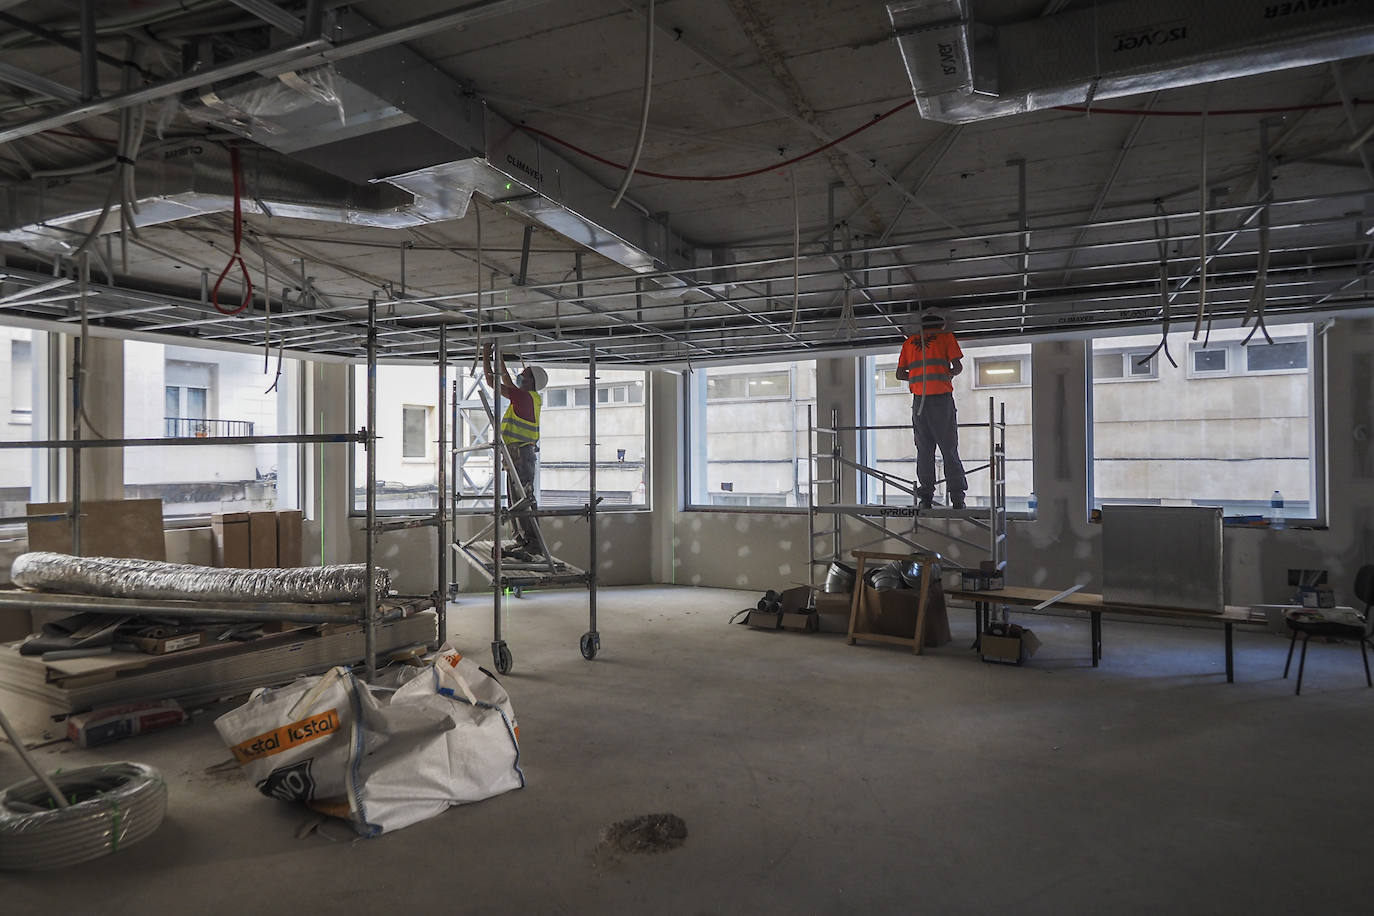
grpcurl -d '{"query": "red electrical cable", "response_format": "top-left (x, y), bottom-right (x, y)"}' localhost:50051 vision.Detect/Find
top-left (519, 95), bottom-right (1366, 184)
top-left (211, 146), bottom-right (253, 316)
top-left (519, 98), bottom-right (916, 182)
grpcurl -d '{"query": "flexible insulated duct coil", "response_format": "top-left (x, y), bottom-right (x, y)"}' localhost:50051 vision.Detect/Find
top-left (0, 763), bottom-right (167, 870)
top-left (10, 552), bottom-right (390, 604)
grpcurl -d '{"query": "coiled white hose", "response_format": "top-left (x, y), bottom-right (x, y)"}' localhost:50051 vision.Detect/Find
top-left (0, 763), bottom-right (167, 870)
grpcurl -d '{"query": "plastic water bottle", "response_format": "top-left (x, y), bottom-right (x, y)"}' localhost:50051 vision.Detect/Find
top-left (1270, 490), bottom-right (1285, 530)
top-left (1027, 491), bottom-right (1038, 516)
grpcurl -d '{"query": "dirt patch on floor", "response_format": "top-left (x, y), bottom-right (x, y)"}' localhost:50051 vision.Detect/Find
top-left (599, 813), bottom-right (688, 856)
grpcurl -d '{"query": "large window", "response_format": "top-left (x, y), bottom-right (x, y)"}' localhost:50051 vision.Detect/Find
top-left (354, 365), bottom-right (443, 512)
top-left (360, 365), bottom-right (648, 513)
top-left (1090, 325), bottom-right (1319, 520)
top-left (1, 327), bottom-right (52, 518)
top-left (687, 361), bottom-right (816, 508)
top-left (864, 343), bottom-right (1034, 508)
top-left (126, 342), bottom-right (299, 517)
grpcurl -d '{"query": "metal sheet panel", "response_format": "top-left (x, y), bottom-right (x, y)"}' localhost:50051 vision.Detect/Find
top-left (1101, 506), bottom-right (1224, 612)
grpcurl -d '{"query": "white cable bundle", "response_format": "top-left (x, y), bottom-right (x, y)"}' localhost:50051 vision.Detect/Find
top-left (0, 763), bottom-right (167, 870)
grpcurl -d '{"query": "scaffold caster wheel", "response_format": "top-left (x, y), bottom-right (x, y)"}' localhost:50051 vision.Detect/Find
top-left (512, 586), bottom-right (524, 599)
top-left (580, 631), bottom-right (600, 660)
top-left (493, 641), bottom-right (513, 675)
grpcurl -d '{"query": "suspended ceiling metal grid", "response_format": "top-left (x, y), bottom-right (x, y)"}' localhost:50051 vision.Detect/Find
top-left (0, 0), bottom-right (1370, 366)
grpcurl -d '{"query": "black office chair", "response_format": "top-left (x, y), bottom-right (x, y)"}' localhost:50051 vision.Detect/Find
top-left (1282, 565), bottom-right (1374, 695)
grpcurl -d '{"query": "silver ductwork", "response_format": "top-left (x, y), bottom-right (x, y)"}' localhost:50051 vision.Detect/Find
top-left (0, 140), bottom-right (467, 254)
top-left (889, 0), bottom-right (1374, 124)
top-left (185, 10), bottom-right (696, 276)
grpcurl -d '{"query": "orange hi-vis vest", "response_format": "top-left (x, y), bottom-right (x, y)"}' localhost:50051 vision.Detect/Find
top-left (898, 331), bottom-right (962, 396)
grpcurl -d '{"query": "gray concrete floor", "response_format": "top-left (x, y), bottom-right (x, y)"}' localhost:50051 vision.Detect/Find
top-left (4, 585), bottom-right (1373, 915)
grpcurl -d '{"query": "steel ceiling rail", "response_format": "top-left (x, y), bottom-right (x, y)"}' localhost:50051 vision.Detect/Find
top-left (0, 0), bottom-right (556, 145)
top-left (400, 261), bottom-right (1374, 358)
top-left (367, 217), bottom-right (1368, 328)
top-left (393, 190), bottom-right (1372, 311)
top-left (4, 216), bottom-right (1363, 334)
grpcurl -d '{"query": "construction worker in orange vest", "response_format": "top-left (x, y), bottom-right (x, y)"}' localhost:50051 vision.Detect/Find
top-left (895, 311), bottom-right (967, 510)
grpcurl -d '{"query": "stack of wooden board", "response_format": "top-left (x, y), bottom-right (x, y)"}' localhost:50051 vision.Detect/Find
top-left (0, 606), bottom-right (437, 742)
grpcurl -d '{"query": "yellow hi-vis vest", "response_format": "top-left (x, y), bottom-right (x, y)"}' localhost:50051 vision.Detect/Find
top-left (500, 391), bottom-right (541, 446)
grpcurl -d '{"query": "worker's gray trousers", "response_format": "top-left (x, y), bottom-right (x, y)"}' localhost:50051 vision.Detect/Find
top-left (911, 392), bottom-right (967, 501)
top-left (508, 443), bottom-right (540, 546)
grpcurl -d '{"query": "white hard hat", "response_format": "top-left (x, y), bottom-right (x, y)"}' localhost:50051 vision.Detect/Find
top-left (919, 310), bottom-right (947, 329)
top-left (524, 366), bottom-right (548, 390)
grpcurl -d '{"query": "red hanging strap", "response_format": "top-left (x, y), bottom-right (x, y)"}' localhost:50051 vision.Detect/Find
top-left (211, 146), bottom-right (253, 316)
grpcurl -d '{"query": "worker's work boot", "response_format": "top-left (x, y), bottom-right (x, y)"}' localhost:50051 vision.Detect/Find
top-left (917, 495), bottom-right (934, 510)
top-left (950, 493), bottom-right (966, 510)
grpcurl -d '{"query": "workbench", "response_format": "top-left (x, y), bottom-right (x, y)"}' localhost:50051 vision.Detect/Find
top-left (947, 585), bottom-right (1261, 682)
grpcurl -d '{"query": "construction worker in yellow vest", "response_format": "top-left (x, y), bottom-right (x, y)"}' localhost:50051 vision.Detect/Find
top-left (895, 310), bottom-right (967, 510)
top-left (483, 344), bottom-right (548, 556)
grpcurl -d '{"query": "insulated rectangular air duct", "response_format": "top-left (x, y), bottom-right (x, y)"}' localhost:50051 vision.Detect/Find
top-left (890, 0), bottom-right (1374, 123)
top-left (0, 142), bottom-right (428, 254)
top-left (186, 12), bottom-right (694, 277)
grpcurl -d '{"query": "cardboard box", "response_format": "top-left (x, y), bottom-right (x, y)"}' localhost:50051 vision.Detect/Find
top-left (814, 592), bottom-right (852, 634)
top-left (981, 629), bottom-right (1042, 665)
top-left (212, 512), bottom-right (251, 568)
top-left (277, 510), bottom-right (303, 568)
top-left (66, 699), bottom-right (188, 748)
top-left (124, 631), bottom-right (203, 655)
top-left (249, 511), bottom-right (278, 569)
top-left (28, 498), bottom-right (167, 561)
top-left (746, 609), bottom-right (782, 630)
top-left (775, 585), bottom-right (807, 610)
top-left (857, 582), bottom-right (950, 647)
top-left (780, 610), bottom-right (819, 632)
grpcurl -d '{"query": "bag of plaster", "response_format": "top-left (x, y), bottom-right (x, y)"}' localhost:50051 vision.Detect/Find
top-left (213, 646), bottom-right (524, 836)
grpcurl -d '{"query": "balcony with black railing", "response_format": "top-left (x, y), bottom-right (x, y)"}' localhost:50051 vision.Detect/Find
top-left (163, 417), bottom-right (255, 438)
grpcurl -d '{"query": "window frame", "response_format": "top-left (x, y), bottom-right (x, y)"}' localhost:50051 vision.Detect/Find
top-left (684, 361), bottom-right (814, 513)
top-left (1090, 326), bottom-right (1324, 524)
top-left (127, 344), bottom-right (303, 520)
top-left (1244, 338), bottom-right (1309, 375)
top-left (1091, 347), bottom-right (1161, 383)
top-left (401, 404), bottom-right (431, 460)
top-left (860, 349), bottom-right (1035, 512)
top-left (971, 354), bottom-right (1031, 389)
top-left (1187, 343), bottom-right (1231, 378)
top-left (705, 368), bottom-right (793, 403)
top-left (0, 328), bottom-right (57, 530)
top-left (351, 366), bottom-right (651, 517)
top-left (1184, 334), bottom-right (1309, 380)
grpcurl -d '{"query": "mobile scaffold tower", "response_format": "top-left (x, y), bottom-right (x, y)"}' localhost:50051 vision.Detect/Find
top-left (808, 397), bottom-right (1008, 583)
top-left (450, 347), bottom-right (601, 675)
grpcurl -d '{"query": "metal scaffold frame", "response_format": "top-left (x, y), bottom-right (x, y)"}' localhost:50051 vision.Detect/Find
top-left (0, 299), bottom-right (448, 682)
top-left (448, 345), bottom-right (601, 675)
top-left (807, 396), bottom-right (1008, 581)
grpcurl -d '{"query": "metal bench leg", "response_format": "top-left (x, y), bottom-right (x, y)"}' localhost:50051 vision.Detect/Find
top-left (1295, 634), bottom-right (1310, 695)
top-left (1283, 628), bottom-right (1298, 678)
top-left (1091, 611), bottom-right (1101, 667)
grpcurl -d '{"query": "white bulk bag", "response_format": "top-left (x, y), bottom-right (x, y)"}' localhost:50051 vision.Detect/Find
top-left (214, 647), bottom-right (523, 836)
